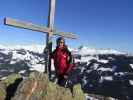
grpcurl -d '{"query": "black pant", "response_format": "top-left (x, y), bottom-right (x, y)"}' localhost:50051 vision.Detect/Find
top-left (57, 74), bottom-right (73, 94)
top-left (57, 75), bottom-right (67, 87)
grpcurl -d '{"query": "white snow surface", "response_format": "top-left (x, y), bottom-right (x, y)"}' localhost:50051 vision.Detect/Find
top-left (97, 67), bottom-right (113, 72)
top-left (130, 64), bottom-right (133, 69)
top-left (80, 56), bottom-right (96, 62)
top-left (19, 70), bottom-right (26, 74)
top-left (129, 80), bottom-right (133, 85)
top-left (30, 64), bottom-right (45, 72)
top-left (103, 76), bottom-right (113, 81)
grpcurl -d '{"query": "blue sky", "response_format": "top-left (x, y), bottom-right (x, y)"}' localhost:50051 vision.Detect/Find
top-left (0, 0), bottom-right (133, 53)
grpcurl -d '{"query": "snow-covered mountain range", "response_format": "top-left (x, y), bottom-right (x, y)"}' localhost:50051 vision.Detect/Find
top-left (0, 44), bottom-right (44, 53)
top-left (72, 46), bottom-right (126, 56)
top-left (0, 44), bottom-right (133, 99)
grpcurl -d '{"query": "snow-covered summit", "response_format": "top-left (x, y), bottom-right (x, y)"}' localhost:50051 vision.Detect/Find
top-left (0, 44), bottom-right (44, 53)
top-left (72, 46), bottom-right (126, 56)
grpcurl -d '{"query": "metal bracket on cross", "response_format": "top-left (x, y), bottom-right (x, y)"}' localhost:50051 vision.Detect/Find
top-left (4, 0), bottom-right (78, 79)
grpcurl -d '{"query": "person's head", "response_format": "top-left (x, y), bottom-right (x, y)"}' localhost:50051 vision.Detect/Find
top-left (56, 37), bottom-right (65, 48)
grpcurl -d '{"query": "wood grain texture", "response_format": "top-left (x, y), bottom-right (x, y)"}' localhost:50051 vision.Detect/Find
top-left (4, 17), bottom-right (51, 33)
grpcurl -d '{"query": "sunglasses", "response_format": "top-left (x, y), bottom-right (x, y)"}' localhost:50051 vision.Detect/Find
top-left (60, 41), bottom-right (64, 43)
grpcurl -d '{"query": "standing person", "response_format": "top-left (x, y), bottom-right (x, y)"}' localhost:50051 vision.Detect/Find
top-left (51, 37), bottom-right (75, 87)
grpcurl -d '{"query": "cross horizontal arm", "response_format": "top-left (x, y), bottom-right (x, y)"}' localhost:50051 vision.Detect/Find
top-left (4, 17), bottom-right (51, 33)
top-left (54, 32), bottom-right (78, 39)
top-left (4, 17), bottom-right (78, 39)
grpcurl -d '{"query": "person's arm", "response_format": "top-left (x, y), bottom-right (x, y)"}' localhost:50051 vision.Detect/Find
top-left (51, 49), bottom-right (56, 59)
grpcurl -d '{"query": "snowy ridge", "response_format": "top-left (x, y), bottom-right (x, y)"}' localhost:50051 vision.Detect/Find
top-left (0, 44), bottom-right (126, 55)
top-left (72, 46), bottom-right (126, 56)
top-left (0, 47), bottom-right (45, 76)
top-left (70, 46), bottom-right (133, 99)
top-left (0, 44), bottom-right (44, 53)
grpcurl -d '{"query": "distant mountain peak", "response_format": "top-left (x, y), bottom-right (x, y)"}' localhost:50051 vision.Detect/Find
top-left (0, 44), bottom-right (127, 55)
top-left (0, 44), bottom-right (44, 53)
top-left (73, 45), bottom-right (126, 55)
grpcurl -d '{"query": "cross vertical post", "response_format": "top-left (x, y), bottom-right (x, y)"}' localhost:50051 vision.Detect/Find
top-left (45, 0), bottom-right (56, 79)
top-left (4, 0), bottom-right (78, 80)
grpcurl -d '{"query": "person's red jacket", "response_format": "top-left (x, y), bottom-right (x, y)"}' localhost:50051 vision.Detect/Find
top-left (51, 46), bottom-right (74, 76)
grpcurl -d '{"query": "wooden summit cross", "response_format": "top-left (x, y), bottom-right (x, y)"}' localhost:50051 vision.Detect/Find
top-left (4, 0), bottom-right (77, 79)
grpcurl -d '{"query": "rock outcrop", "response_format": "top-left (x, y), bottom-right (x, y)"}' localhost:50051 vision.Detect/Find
top-left (1, 73), bottom-right (22, 100)
top-left (0, 71), bottom-right (118, 100)
top-left (0, 82), bottom-right (6, 100)
top-left (11, 71), bottom-right (85, 100)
